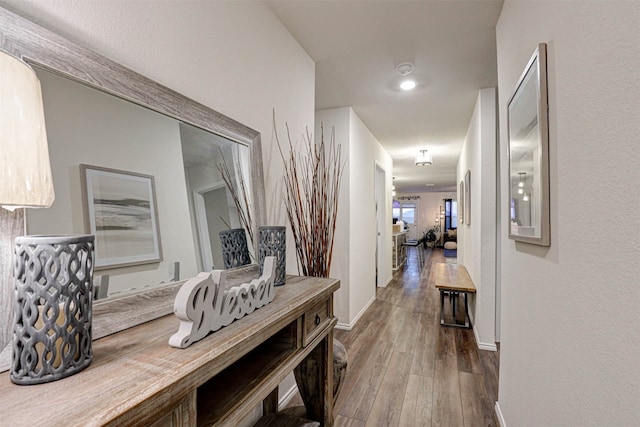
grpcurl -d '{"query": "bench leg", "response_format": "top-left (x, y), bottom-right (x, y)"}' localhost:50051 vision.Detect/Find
top-left (463, 292), bottom-right (470, 328)
top-left (451, 292), bottom-right (457, 322)
top-left (439, 290), bottom-right (472, 329)
top-left (440, 290), bottom-right (445, 326)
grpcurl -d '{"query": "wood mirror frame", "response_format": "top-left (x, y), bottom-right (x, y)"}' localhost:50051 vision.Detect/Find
top-left (0, 7), bottom-right (267, 370)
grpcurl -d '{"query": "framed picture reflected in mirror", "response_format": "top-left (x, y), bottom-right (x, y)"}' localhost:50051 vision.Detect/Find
top-left (81, 164), bottom-right (162, 269)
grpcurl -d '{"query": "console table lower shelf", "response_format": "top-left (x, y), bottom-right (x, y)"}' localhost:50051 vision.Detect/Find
top-left (0, 276), bottom-right (340, 427)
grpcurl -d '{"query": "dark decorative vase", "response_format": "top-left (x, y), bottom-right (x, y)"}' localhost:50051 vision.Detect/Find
top-left (294, 338), bottom-right (348, 415)
top-left (258, 226), bottom-right (286, 286)
top-left (11, 234), bottom-right (95, 385)
top-left (219, 228), bottom-right (251, 269)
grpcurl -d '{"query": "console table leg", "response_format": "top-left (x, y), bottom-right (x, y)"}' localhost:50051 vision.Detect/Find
top-left (263, 388), bottom-right (278, 416)
top-left (294, 332), bottom-right (334, 426)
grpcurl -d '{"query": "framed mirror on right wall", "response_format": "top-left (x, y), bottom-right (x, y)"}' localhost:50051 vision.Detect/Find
top-left (508, 42), bottom-right (550, 246)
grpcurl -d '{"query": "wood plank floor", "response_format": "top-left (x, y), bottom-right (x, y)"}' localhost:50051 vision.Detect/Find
top-left (285, 247), bottom-right (500, 426)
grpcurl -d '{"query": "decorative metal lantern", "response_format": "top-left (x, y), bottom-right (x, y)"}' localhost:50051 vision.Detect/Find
top-left (219, 228), bottom-right (251, 269)
top-left (11, 235), bottom-right (94, 385)
top-left (258, 226), bottom-right (286, 286)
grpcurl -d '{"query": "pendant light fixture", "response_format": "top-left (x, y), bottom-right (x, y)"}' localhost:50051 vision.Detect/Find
top-left (415, 149), bottom-right (432, 166)
top-left (517, 172), bottom-right (525, 194)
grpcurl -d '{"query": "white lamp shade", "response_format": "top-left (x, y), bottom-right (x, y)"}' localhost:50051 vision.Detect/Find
top-left (0, 51), bottom-right (54, 210)
top-left (415, 152), bottom-right (432, 166)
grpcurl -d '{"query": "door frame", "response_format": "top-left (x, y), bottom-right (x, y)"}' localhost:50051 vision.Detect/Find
top-left (374, 162), bottom-right (388, 287)
top-left (193, 181), bottom-right (226, 271)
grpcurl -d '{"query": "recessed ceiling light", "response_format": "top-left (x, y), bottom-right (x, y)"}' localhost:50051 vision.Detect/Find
top-left (425, 183), bottom-right (435, 187)
top-left (400, 79), bottom-right (416, 91)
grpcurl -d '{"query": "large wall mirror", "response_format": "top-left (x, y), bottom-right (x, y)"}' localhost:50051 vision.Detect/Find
top-left (31, 67), bottom-right (256, 296)
top-left (507, 42), bottom-right (550, 246)
top-left (0, 7), bottom-right (266, 371)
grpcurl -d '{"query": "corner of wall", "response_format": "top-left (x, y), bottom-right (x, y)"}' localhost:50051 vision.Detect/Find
top-left (458, 88), bottom-right (498, 350)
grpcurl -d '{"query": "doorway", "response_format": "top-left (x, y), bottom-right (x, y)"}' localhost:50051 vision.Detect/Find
top-left (193, 183), bottom-right (236, 271)
top-left (374, 163), bottom-right (387, 287)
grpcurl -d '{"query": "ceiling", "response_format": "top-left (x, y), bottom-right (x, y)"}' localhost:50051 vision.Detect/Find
top-left (265, 0), bottom-right (504, 193)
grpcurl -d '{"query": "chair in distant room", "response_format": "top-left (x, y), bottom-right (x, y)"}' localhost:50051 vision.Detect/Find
top-left (404, 239), bottom-right (424, 266)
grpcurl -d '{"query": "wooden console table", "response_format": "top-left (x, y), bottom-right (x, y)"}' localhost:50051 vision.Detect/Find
top-left (0, 276), bottom-right (339, 426)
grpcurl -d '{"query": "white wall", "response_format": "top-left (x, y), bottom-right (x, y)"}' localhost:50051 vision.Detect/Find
top-left (348, 109), bottom-right (393, 318)
top-left (457, 88), bottom-right (497, 351)
top-left (0, 0), bottom-right (315, 231)
top-left (316, 107), bottom-right (393, 328)
top-left (496, 2), bottom-right (640, 425)
top-left (29, 68), bottom-right (198, 295)
top-left (315, 108), bottom-right (351, 324)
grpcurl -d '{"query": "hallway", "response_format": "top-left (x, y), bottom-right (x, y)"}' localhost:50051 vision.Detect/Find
top-left (308, 248), bottom-right (499, 426)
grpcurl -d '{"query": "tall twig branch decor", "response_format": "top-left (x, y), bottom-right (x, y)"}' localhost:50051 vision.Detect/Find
top-left (276, 119), bottom-right (345, 278)
top-left (217, 150), bottom-right (255, 250)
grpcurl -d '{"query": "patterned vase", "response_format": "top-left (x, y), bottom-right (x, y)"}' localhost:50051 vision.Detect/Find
top-left (258, 226), bottom-right (286, 286)
top-left (11, 234), bottom-right (95, 385)
top-left (219, 228), bottom-right (251, 269)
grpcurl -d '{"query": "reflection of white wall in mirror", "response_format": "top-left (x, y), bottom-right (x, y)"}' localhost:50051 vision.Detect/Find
top-left (532, 147), bottom-right (541, 237)
top-left (509, 57), bottom-right (538, 142)
top-left (236, 145), bottom-right (253, 217)
top-left (204, 186), bottom-right (232, 269)
top-left (28, 68), bottom-right (198, 295)
top-left (181, 126), bottom-right (251, 271)
top-left (511, 115), bottom-right (539, 231)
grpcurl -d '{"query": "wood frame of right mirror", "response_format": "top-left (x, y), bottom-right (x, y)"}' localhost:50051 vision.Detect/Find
top-left (0, 7), bottom-right (267, 369)
top-left (507, 42), bottom-right (550, 246)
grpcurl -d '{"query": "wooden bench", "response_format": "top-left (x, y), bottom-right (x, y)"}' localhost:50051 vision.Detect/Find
top-left (433, 263), bottom-right (476, 328)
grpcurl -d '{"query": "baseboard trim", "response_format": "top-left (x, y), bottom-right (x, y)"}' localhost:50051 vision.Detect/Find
top-left (335, 322), bottom-right (351, 331)
top-left (495, 401), bottom-right (507, 427)
top-left (473, 326), bottom-right (498, 351)
top-left (278, 383), bottom-right (299, 410)
top-left (477, 341), bottom-right (498, 351)
top-left (335, 295), bottom-right (376, 331)
top-left (377, 273), bottom-right (392, 288)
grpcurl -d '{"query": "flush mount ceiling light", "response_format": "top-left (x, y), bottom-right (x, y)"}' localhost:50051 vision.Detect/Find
top-left (415, 149), bottom-right (432, 166)
top-left (396, 62), bottom-right (416, 91)
top-left (400, 80), bottom-right (416, 91)
top-left (396, 62), bottom-right (414, 76)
